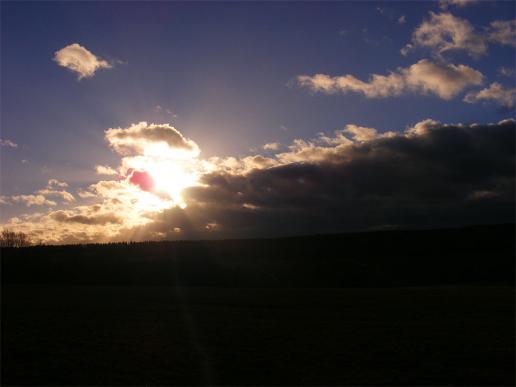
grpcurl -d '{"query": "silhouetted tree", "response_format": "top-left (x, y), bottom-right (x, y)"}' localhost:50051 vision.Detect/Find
top-left (0, 229), bottom-right (31, 247)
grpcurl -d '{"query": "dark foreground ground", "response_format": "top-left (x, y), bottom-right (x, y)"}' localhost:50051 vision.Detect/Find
top-left (1, 225), bottom-right (515, 386)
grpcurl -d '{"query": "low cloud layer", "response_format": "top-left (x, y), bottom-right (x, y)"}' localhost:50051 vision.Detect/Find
top-left (296, 59), bottom-right (483, 100)
top-left (53, 43), bottom-right (112, 79)
top-left (1, 119), bottom-right (513, 244)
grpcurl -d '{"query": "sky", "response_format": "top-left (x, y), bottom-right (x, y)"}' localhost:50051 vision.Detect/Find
top-left (0, 0), bottom-right (515, 244)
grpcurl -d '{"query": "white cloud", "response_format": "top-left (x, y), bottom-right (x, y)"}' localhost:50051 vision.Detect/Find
top-left (95, 165), bottom-right (118, 176)
top-left (263, 142), bottom-right (280, 151)
top-left (402, 12), bottom-right (486, 58)
top-left (4, 179), bottom-right (74, 207)
top-left (77, 189), bottom-right (96, 199)
top-left (402, 12), bottom-right (516, 58)
top-left (405, 119), bottom-right (442, 136)
top-left (36, 189), bottom-right (75, 203)
top-left (53, 43), bottom-right (112, 79)
top-left (487, 20), bottom-right (516, 47)
top-left (439, 0), bottom-right (478, 10)
top-left (345, 125), bottom-right (386, 142)
top-left (48, 179), bottom-right (68, 188)
top-left (464, 82), bottom-right (516, 108)
top-left (296, 59), bottom-right (483, 100)
top-left (11, 194), bottom-right (57, 207)
top-left (105, 122), bottom-right (200, 157)
top-left (0, 139), bottom-right (17, 148)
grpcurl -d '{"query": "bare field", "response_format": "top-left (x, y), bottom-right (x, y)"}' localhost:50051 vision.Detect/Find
top-left (2, 285), bottom-right (514, 386)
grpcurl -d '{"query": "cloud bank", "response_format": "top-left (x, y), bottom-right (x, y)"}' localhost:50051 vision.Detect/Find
top-left (1, 119), bottom-right (514, 244)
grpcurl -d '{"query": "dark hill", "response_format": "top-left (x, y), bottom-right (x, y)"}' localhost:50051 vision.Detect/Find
top-left (2, 224), bottom-right (514, 287)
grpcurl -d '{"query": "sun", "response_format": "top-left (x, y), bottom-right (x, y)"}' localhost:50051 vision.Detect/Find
top-left (147, 159), bottom-right (199, 208)
top-left (123, 153), bottom-right (201, 209)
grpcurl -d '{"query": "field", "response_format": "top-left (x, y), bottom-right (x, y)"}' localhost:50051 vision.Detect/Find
top-left (1, 225), bottom-right (515, 386)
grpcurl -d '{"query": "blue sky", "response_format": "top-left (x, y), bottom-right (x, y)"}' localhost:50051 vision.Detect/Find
top-left (1, 1), bottom-right (514, 243)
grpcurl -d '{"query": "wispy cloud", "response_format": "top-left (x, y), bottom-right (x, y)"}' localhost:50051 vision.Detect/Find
top-left (498, 66), bottom-right (515, 78)
top-left (438, 0), bottom-right (478, 10)
top-left (0, 139), bottom-right (17, 148)
top-left (154, 105), bottom-right (178, 118)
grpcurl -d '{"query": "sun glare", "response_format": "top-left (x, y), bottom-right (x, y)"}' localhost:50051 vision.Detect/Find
top-left (122, 148), bottom-right (201, 210)
top-left (147, 159), bottom-right (199, 208)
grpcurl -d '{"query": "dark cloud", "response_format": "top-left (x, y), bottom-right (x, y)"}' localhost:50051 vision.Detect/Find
top-left (50, 210), bottom-right (123, 225)
top-left (133, 119), bottom-right (515, 239)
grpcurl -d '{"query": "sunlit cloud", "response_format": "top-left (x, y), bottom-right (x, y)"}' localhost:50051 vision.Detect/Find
top-left (487, 20), bottom-right (516, 47)
top-left (402, 12), bottom-right (516, 58)
top-left (464, 82), bottom-right (516, 109)
top-left (36, 189), bottom-right (75, 203)
top-left (296, 59), bottom-right (483, 100)
top-left (11, 195), bottom-right (57, 207)
top-left (53, 43), bottom-right (112, 79)
top-left (1, 179), bottom-right (74, 208)
top-left (101, 122), bottom-right (206, 209)
top-left (95, 165), bottom-right (119, 176)
top-left (263, 142), bottom-right (280, 151)
top-left (105, 122), bottom-right (199, 157)
top-left (48, 179), bottom-right (68, 188)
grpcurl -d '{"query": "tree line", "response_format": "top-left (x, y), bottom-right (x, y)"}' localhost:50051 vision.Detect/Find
top-left (0, 229), bottom-right (31, 248)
